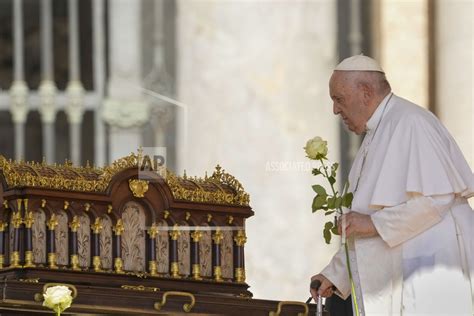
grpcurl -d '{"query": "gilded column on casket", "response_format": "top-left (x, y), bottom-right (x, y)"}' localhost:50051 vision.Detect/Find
top-left (9, 199), bottom-right (23, 268)
top-left (113, 219), bottom-right (124, 273)
top-left (46, 213), bottom-right (59, 269)
top-left (233, 229), bottom-right (247, 283)
top-left (91, 217), bottom-right (103, 272)
top-left (0, 219), bottom-right (8, 269)
top-left (212, 229), bottom-right (224, 282)
top-left (190, 230), bottom-right (203, 280)
top-left (23, 199), bottom-right (35, 268)
top-left (147, 222), bottom-right (159, 276)
top-left (69, 216), bottom-right (81, 270)
top-left (169, 224), bottom-right (181, 278)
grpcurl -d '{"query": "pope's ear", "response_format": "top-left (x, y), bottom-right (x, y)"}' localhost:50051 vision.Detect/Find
top-left (358, 82), bottom-right (372, 100)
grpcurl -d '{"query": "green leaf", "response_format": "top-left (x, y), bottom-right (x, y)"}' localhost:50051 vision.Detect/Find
top-left (323, 221), bottom-right (333, 244)
top-left (311, 185), bottom-right (327, 196)
top-left (328, 176), bottom-right (336, 185)
top-left (325, 210), bottom-right (335, 216)
top-left (327, 197), bottom-right (335, 209)
top-left (342, 192), bottom-right (354, 208)
top-left (334, 196), bottom-right (343, 209)
top-left (312, 168), bottom-right (322, 176)
top-left (331, 163), bottom-right (339, 177)
top-left (312, 195), bottom-right (327, 212)
top-left (331, 225), bottom-right (339, 235)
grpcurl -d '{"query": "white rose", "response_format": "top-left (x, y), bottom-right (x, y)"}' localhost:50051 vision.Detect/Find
top-left (304, 136), bottom-right (328, 160)
top-left (43, 285), bottom-right (73, 313)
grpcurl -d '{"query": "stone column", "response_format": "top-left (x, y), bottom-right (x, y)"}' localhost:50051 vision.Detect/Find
top-left (10, 0), bottom-right (28, 160)
top-left (39, 0), bottom-right (57, 164)
top-left (436, 0), bottom-right (473, 169)
top-left (104, 0), bottom-right (150, 160)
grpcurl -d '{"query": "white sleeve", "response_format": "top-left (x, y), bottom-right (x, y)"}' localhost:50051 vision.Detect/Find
top-left (370, 193), bottom-right (455, 248)
top-left (320, 247), bottom-right (351, 299)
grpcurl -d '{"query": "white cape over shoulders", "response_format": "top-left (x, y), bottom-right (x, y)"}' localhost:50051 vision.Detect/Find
top-left (322, 94), bottom-right (474, 316)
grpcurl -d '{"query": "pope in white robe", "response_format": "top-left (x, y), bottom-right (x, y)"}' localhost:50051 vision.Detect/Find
top-left (311, 55), bottom-right (474, 316)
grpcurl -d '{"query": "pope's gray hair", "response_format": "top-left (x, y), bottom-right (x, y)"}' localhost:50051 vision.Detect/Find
top-left (344, 71), bottom-right (391, 96)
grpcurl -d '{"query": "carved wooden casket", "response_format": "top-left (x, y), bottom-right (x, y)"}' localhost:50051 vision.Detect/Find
top-left (0, 152), bottom-right (318, 315)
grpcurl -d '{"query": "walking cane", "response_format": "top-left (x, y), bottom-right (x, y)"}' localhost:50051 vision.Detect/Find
top-left (306, 279), bottom-right (323, 316)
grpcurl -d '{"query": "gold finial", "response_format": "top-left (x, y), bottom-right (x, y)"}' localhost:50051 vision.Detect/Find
top-left (212, 229), bottom-right (224, 245)
top-left (107, 204), bottom-right (113, 214)
top-left (47, 214), bottom-right (58, 230)
top-left (24, 211), bottom-right (34, 228)
top-left (227, 216), bottom-right (234, 225)
top-left (185, 212), bottom-right (191, 221)
top-left (69, 216), bottom-right (80, 232)
top-left (64, 201), bottom-right (70, 210)
top-left (41, 199), bottom-right (46, 208)
top-left (234, 230), bottom-right (247, 246)
top-left (163, 210), bottom-right (170, 219)
top-left (2, 200), bottom-right (8, 209)
top-left (23, 199), bottom-right (28, 212)
top-left (148, 223), bottom-right (159, 239)
top-left (207, 214), bottom-right (213, 223)
top-left (205, 171), bottom-right (208, 180)
top-left (16, 199), bottom-right (22, 211)
top-left (91, 218), bottom-right (103, 234)
top-left (84, 203), bottom-right (91, 212)
top-left (113, 219), bottom-right (124, 236)
top-left (85, 160), bottom-right (91, 169)
top-left (41, 157), bottom-right (46, 165)
top-left (183, 170), bottom-right (187, 179)
top-left (214, 164), bottom-right (222, 176)
top-left (137, 146), bottom-right (143, 166)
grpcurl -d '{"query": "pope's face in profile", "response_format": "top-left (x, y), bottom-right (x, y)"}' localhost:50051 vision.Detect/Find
top-left (329, 71), bottom-right (368, 135)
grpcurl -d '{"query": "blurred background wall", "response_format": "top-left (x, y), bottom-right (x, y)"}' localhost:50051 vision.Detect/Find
top-left (0, 0), bottom-right (472, 301)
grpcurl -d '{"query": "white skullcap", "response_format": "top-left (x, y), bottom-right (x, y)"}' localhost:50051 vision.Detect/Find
top-left (334, 54), bottom-right (384, 73)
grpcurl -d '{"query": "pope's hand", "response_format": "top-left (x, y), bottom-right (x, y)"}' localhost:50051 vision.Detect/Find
top-left (338, 211), bottom-right (378, 238)
top-left (310, 274), bottom-right (334, 300)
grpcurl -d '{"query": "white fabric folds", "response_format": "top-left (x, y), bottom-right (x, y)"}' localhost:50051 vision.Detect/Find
top-left (362, 95), bottom-right (474, 209)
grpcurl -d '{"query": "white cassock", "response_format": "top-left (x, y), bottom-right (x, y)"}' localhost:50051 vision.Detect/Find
top-left (321, 93), bottom-right (474, 316)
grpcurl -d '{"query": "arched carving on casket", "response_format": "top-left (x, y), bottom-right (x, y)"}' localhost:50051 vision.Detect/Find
top-left (106, 169), bottom-right (172, 221)
top-left (55, 210), bottom-right (69, 266)
top-left (221, 226), bottom-right (234, 280)
top-left (120, 201), bottom-right (146, 272)
top-left (199, 223), bottom-right (212, 278)
top-left (100, 215), bottom-right (113, 270)
top-left (77, 213), bottom-right (91, 268)
top-left (156, 219), bottom-right (169, 274)
top-left (32, 208), bottom-right (46, 264)
top-left (177, 220), bottom-right (190, 277)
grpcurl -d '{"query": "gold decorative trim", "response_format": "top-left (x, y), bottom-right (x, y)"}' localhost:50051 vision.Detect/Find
top-left (70, 254), bottom-right (81, 271)
top-left (234, 230), bottom-right (247, 246)
top-left (18, 278), bottom-right (39, 283)
top-left (10, 251), bottom-right (21, 268)
top-left (121, 284), bottom-right (160, 292)
top-left (24, 251), bottom-right (35, 268)
top-left (0, 153), bottom-right (250, 206)
top-left (235, 267), bottom-right (245, 283)
top-left (128, 179), bottom-right (149, 198)
top-left (24, 211), bottom-right (34, 228)
top-left (114, 257), bottom-right (124, 274)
